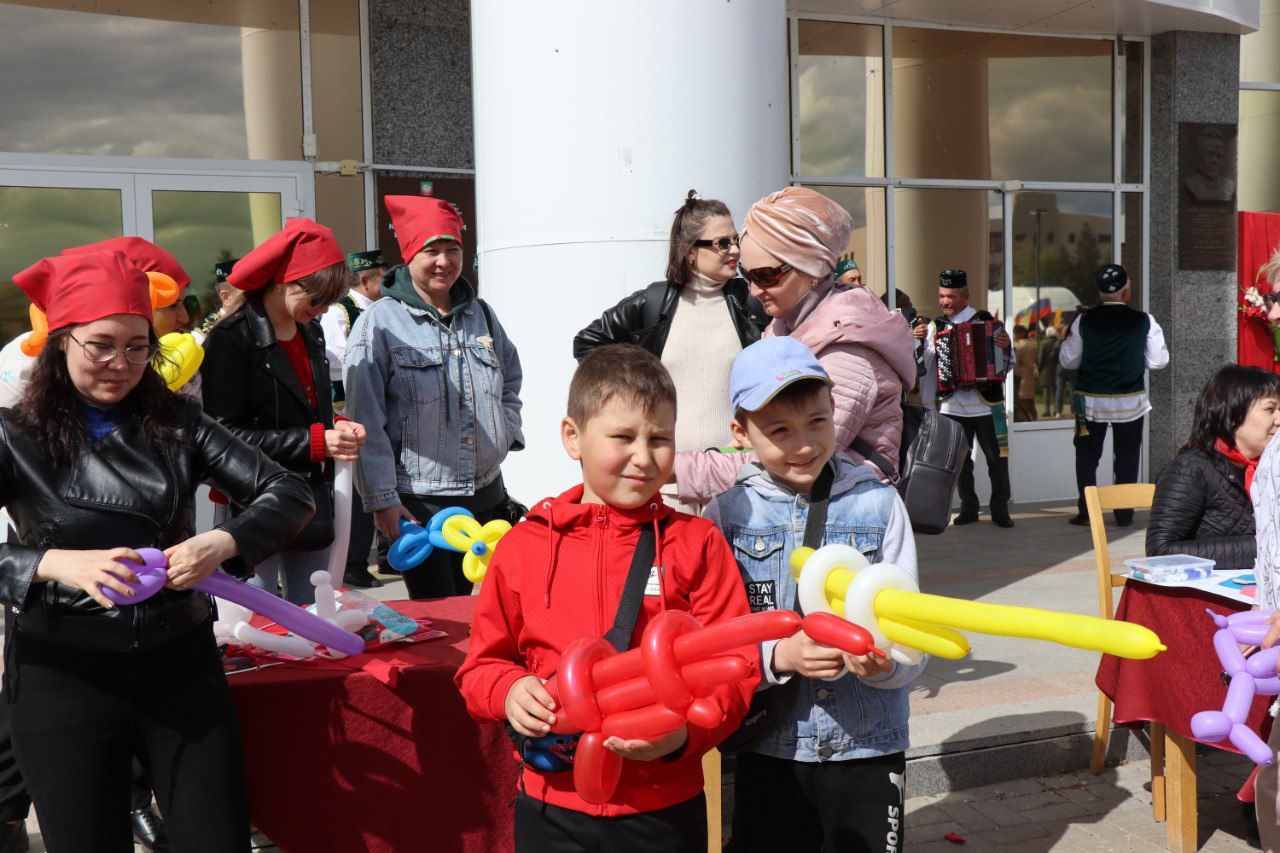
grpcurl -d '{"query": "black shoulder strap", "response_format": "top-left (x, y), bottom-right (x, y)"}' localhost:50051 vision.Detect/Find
top-left (849, 437), bottom-right (897, 482)
top-left (794, 464), bottom-right (835, 615)
top-left (477, 298), bottom-right (496, 336)
top-left (802, 463), bottom-right (834, 550)
top-left (604, 520), bottom-right (664, 652)
top-left (641, 281), bottom-right (670, 331)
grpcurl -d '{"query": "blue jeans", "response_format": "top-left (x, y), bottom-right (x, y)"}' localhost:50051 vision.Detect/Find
top-left (248, 547), bottom-right (332, 606)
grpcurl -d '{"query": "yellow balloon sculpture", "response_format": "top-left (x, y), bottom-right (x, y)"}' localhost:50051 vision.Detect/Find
top-left (789, 545), bottom-right (1165, 666)
top-left (440, 513), bottom-right (512, 584)
top-left (156, 332), bottom-right (204, 392)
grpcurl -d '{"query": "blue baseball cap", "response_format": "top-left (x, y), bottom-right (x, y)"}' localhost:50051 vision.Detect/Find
top-left (730, 337), bottom-right (833, 413)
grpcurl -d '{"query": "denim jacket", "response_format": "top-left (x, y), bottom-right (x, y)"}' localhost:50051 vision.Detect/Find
top-left (343, 281), bottom-right (524, 511)
top-left (704, 455), bottom-right (922, 762)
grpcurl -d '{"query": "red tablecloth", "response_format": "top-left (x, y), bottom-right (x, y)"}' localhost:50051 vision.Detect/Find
top-left (1096, 581), bottom-right (1271, 749)
top-left (228, 596), bottom-right (518, 853)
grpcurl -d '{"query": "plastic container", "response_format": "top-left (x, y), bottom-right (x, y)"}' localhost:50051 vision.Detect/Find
top-left (1124, 554), bottom-right (1216, 584)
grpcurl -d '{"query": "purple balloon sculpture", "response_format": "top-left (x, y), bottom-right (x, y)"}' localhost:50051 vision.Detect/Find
top-left (100, 548), bottom-right (364, 657)
top-left (1189, 609), bottom-right (1280, 765)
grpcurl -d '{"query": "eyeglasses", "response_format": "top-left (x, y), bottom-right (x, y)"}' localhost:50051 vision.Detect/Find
top-left (693, 235), bottom-right (739, 252)
top-left (67, 333), bottom-right (159, 365)
top-left (741, 262), bottom-right (794, 288)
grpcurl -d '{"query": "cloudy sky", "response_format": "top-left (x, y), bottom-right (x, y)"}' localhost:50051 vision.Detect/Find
top-left (0, 4), bottom-right (264, 158)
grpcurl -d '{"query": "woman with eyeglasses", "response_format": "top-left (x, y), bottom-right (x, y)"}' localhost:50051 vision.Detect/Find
top-left (0, 250), bottom-right (313, 850)
top-left (201, 218), bottom-right (366, 605)
top-left (574, 191), bottom-right (769, 510)
top-left (673, 187), bottom-right (916, 504)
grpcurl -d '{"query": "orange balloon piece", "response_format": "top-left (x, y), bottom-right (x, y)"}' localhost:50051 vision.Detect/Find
top-left (146, 271), bottom-right (180, 308)
top-left (20, 305), bottom-right (47, 357)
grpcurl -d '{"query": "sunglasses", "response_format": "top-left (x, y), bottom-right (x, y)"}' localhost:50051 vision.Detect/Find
top-left (289, 282), bottom-right (346, 309)
top-left (693, 235), bottom-right (740, 252)
top-left (741, 262), bottom-right (794, 288)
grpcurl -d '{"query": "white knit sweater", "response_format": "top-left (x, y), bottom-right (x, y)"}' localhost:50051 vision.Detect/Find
top-left (661, 278), bottom-right (741, 454)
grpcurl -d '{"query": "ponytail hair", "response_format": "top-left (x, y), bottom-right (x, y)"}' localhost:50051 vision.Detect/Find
top-left (665, 190), bottom-right (732, 285)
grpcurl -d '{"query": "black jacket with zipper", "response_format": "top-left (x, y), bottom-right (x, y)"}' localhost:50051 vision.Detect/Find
top-left (0, 396), bottom-right (314, 653)
top-left (572, 279), bottom-right (770, 361)
top-left (1146, 447), bottom-right (1256, 570)
top-left (200, 293), bottom-right (336, 481)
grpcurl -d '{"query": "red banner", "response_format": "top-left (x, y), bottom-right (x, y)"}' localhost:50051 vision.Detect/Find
top-left (1238, 211), bottom-right (1280, 371)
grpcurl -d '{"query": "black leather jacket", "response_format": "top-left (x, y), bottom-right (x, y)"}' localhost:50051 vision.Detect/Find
top-left (572, 280), bottom-right (770, 361)
top-left (1147, 448), bottom-right (1256, 570)
top-left (0, 397), bottom-right (314, 652)
top-left (201, 294), bottom-right (335, 483)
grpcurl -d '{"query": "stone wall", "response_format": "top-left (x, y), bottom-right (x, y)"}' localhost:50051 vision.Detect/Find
top-left (1148, 31), bottom-right (1240, 477)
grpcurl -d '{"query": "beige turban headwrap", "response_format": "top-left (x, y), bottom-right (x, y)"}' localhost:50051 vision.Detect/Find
top-left (741, 187), bottom-right (854, 278)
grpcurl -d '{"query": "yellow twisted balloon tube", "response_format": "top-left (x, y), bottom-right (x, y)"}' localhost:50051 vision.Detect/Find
top-left (789, 546), bottom-right (1165, 666)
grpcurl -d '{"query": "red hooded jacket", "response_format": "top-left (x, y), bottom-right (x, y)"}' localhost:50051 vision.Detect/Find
top-left (455, 485), bottom-right (755, 817)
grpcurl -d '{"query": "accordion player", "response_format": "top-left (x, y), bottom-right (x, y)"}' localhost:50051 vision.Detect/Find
top-left (933, 318), bottom-right (1013, 395)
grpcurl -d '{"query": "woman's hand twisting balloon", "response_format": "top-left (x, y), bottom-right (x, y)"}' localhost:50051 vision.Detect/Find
top-left (163, 530), bottom-right (237, 590)
top-left (843, 651), bottom-right (894, 679)
top-left (35, 548), bottom-right (143, 610)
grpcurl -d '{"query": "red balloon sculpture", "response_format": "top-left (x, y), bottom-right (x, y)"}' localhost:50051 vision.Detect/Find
top-left (542, 608), bottom-right (881, 803)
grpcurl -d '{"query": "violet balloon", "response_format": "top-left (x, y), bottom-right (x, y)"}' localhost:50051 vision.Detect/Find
top-left (1190, 608), bottom-right (1280, 765)
top-left (101, 548), bottom-right (365, 656)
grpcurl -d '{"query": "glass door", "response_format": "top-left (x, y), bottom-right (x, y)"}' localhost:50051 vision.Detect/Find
top-left (135, 174), bottom-right (301, 327)
top-left (0, 169), bottom-right (134, 343)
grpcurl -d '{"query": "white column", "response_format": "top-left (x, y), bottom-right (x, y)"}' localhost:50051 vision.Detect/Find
top-left (471, 0), bottom-right (790, 500)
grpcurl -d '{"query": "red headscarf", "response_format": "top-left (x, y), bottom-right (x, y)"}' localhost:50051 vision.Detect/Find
top-left (62, 236), bottom-right (190, 290)
top-left (1215, 437), bottom-right (1260, 492)
top-left (384, 196), bottom-right (463, 263)
top-left (14, 251), bottom-right (152, 332)
top-left (227, 218), bottom-right (345, 292)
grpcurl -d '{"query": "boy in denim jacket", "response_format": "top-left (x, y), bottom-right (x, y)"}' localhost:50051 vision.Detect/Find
top-left (704, 337), bottom-right (920, 853)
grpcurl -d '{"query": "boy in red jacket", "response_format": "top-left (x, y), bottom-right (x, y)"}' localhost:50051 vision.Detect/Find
top-left (456, 344), bottom-right (754, 851)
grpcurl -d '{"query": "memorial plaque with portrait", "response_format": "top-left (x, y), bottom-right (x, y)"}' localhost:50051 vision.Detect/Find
top-left (1178, 122), bottom-right (1237, 270)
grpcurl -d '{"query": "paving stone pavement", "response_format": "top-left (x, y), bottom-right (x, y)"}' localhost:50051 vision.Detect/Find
top-left (906, 747), bottom-right (1259, 852)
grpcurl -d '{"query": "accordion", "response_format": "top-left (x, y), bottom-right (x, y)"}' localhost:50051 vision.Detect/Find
top-left (934, 319), bottom-right (1012, 395)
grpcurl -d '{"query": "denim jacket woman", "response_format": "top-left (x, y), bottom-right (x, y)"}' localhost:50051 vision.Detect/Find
top-left (704, 454), bottom-right (922, 761)
top-left (344, 268), bottom-right (523, 513)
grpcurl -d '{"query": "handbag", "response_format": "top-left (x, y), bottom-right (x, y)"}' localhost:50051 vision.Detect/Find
top-left (288, 477), bottom-right (336, 550)
top-left (507, 518), bottom-right (665, 771)
top-left (718, 464), bottom-right (834, 754)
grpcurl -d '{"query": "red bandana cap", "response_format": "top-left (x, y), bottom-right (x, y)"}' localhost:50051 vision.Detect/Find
top-left (14, 251), bottom-right (152, 332)
top-left (62, 236), bottom-right (190, 290)
top-left (227, 218), bottom-right (345, 292)
top-left (384, 196), bottom-right (463, 263)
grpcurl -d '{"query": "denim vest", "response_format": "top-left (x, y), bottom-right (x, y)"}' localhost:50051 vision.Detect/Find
top-left (343, 293), bottom-right (524, 510)
top-left (707, 466), bottom-right (912, 762)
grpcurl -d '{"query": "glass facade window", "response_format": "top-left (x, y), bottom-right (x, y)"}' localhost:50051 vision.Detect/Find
top-left (0, 185), bottom-right (124, 342)
top-left (892, 188), bottom-right (1001, 319)
top-left (1009, 191), bottom-right (1113, 422)
top-left (890, 29), bottom-right (1112, 183)
top-left (797, 21), bottom-right (884, 179)
top-left (0, 1), bottom-right (303, 160)
top-left (310, 0), bottom-right (367, 252)
top-left (1240, 90), bottom-right (1280, 213)
top-left (150, 190), bottom-right (283, 323)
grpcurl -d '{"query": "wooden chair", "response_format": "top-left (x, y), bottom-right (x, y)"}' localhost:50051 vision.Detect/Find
top-left (1086, 482), bottom-right (1156, 778)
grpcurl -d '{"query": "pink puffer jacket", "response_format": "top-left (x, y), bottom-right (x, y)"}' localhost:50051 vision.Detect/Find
top-left (675, 282), bottom-right (915, 504)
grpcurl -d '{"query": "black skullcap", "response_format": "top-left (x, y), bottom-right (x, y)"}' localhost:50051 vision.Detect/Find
top-left (939, 269), bottom-right (968, 290)
top-left (1096, 264), bottom-right (1128, 294)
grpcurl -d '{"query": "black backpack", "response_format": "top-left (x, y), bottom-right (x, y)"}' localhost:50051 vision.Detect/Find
top-left (850, 405), bottom-right (967, 536)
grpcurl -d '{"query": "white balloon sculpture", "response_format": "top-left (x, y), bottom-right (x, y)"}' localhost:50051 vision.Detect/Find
top-left (215, 461), bottom-right (368, 659)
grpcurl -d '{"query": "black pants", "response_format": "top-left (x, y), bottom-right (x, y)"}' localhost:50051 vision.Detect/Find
top-left (343, 489), bottom-right (378, 576)
top-left (945, 413), bottom-right (1011, 517)
top-left (8, 626), bottom-right (249, 853)
top-left (730, 751), bottom-right (906, 853)
top-left (515, 792), bottom-right (706, 853)
top-left (1075, 416), bottom-right (1144, 523)
top-left (397, 494), bottom-right (502, 600)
